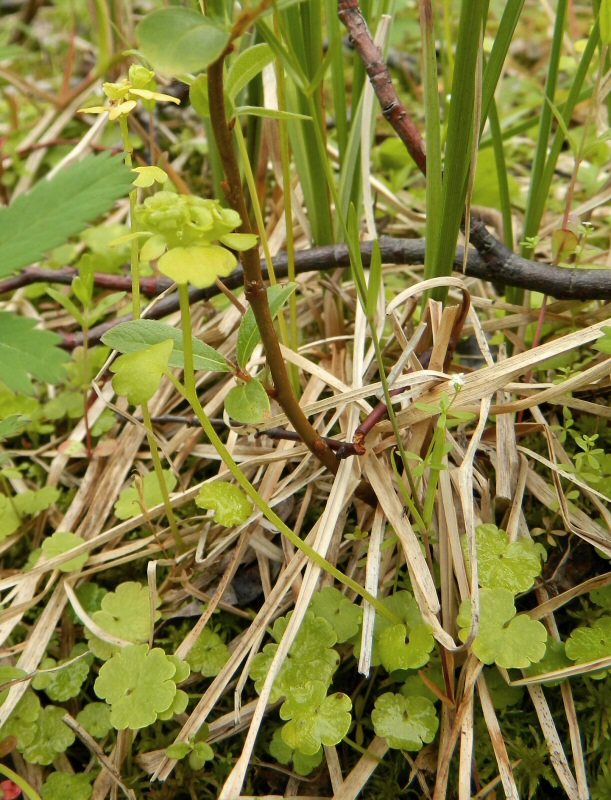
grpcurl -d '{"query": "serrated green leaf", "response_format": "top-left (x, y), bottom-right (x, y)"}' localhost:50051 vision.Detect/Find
top-left (372, 692), bottom-right (439, 751)
top-left (457, 588), bottom-right (547, 668)
top-left (110, 339), bottom-right (173, 405)
top-left (226, 44), bottom-right (274, 101)
top-left (280, 681), bottom-right (352, 756)
top-left (309, 587), bottom-right (363, 643)
top-left (21, 705), bottom-right (75, 765)
top-left (225, 379), bottom-right (270, 424)
top-left (0, 312), bottom-right (70, 394)
top-left (195, 481), bottom-right (253, 527)
top-left (0, 414), bottom-right (29, 440)
top-left (237, 283), bottom-right (298, 368)
top-left (94, 644), bottom-right (177, 730)
top-left (137, 8), bottom-right (230, 76)
top-left (41, 772), bottom-right (93, 800)
top-left (41, 531), bottom-right (88, 572)
top-left (0, 152), bottom-right (133, 278)
top-left (566, 616), bottom-right (611, 678)
top-left (463, 524), bottom-right (546, 593)
top-left (185, 628), bottom-right (230, 677)
top-left (102, 319), bottom-right (231, 374)
top-left (114, 469), bottom-right (177, 520)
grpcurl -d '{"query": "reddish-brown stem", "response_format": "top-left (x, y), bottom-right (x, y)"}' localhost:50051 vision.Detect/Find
top-left (206, 58), bottom-right (339, 476)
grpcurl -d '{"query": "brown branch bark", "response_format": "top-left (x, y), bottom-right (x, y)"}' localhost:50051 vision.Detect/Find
top-left (206, 58), bottom-right (340, 476)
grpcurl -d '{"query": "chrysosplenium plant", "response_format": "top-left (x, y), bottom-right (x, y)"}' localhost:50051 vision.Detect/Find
top-left (136, 192), bottom-right (257, 288)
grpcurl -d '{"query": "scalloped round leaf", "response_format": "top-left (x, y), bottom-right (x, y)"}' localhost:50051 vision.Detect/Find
top-left (0, 690), bottom-right (40, 750)
top-left (0, 666), bottom-right (27, 705)
top-left (158, 244), bottom-right (236, 287)
top-left (21, 705), bottom-right (76, 765)
top-left (280, 683), bottom-right (352, 756)
top-left (225, 379), bottom-right (270, 424)
top-left (132, 166), bottom-right (168, 188)
top-left (378, 622), bottom-right (435, 673)
top-left (91, 581), bottom-right (160, 645)
top-left (457, 588), bottom-right (547, 669)
top-left (114, 469), bottom-right (177, 520)
top-left (75, 702), bottom-right (112, 738)
top-left (94, 644), bottom-right (177, 730)
top-left (372, 692), bottom-right (439, 751)
top-left (136, 8), bottom-right (230, 76)
top-left (269, 727), bottom-right (323, 776)
top-left (186, 628), bottom-right (230, 677)
top-left (309, 587), bottom-right (363, 643)
top-left (32, 644), bottom-right (92, 702)
top-left (195, 481), bottom-right (253, 527)
top-left (110, 339), bottom-right (173, 405)
top-left (41, 772), bottom-right (93, 800)
top-left (566, 616), bottom-right (611, 678)
top-left (219, 232), bottom-right (258, 251)
top-left (523, 639), bottom-right (572, 687)
top-left (463, 524), bottom-right (546, 593)
top-left (41, 531), bottom-right (87, 572)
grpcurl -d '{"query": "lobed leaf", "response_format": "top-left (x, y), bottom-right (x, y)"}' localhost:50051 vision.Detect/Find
top-left (110, 339), bottom-right (173, 405)
top-left (566, 616), bottom-right (611, 678)
top-left (463, 524), bottom-right (547, 594)
top-left (114, 469), bottom-right (177, 520)
top-left (309, 587), bottom-right (363, 643)
top-left (21, 705), bottom-right (75, 765)
top-left (372, 693), bottom-right (439, 751)
top-left (195, 481), bottom-right (253, 527)
top-left (186, 628), bottom-right (230, 677)
top-left (41, 531), bottom-right (88, 572)
top-left (0, 152), bottom-right (133, 278)
top-left (280, 681), bottom-right (352, 756)
top-left (41, 772), bottom-right (93, 800)
top-left (0, 312), bottom-right (70, 395)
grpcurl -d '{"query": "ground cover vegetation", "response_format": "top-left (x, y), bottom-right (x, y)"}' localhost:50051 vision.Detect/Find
top-left (0, 0), bottom-right (611, 798)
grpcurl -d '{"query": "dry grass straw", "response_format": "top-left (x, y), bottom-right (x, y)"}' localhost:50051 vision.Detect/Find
top-left (2, 201), bottom-right (611, 798)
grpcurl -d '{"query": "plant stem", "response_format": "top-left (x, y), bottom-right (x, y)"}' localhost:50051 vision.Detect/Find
top-left (206, 58), bottom-right (339, 475)
top-left (119, 114), bottom-right (141, 320)
top-left (168, 310), bottom-right (400, 624)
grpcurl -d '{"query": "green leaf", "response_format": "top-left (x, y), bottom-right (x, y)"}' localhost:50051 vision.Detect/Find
top-left (195, 481), bottom-right (253, 527)
top-left (0, 312), bottom-right (70, 394)
top-left (41, 772), bottom-right (93, 800)
top-left (226, 44), bottom-right (274, 101)
top-left (366, 239), bottom-right (382, 319)
top-left (309, 587), bottom-right (363, 643)
top-left (250, 611), bottom-right (339, 703)
top-left (233, 106), bottom-right (312, 121)
top-left (0, 152), bottom-right (134, 278)
top-left (114, 469), bottom-right (177, 520)
top-left (462, 524), bottom-right (546, 594)
top-left (457, 588), bottom-right (547, 669)
top-left (483, 667), bottom-right (524, 710)
top-left (188, 740), bottom-right (215, 770)
top-left (110, 339), bottom-right (173, 405)
top-left (0, 495), bottom-right (21, 541)
top-left (166, 742), bottom-right (191, 760)
top-left (378, 622), bottom-right (435, 673)
top-left (269, 727), bottom-right (323, 776)
top-left (41, 531), bottom-right (88, 572)
top-left (32, 644), bottom-right (92, 701)
top-left (21, 705), bottom-right (76, 765)
top-left (237, 282), bottom-right (298, 368)
top-left (75, 702), bottom-right (112, 738)
top-left (601, 0), bottom-right (611, 44)
top-left (13, 485), bottom-right (60, 516)
top-left (102, 319), bottom-right (231, 373)
top-left (137, 8), bottom-right (230, 76)
top-left (523, 639), bottom-right (572, 687)
top-left (158, 244), bottom-right (237, 287)
top-left (88, 581), bottom-right (160, 656)
top-left (190, 75), bottom-right (209, 119)
top-left (372, 693), bottom-right (439, 751)
top-left (280, 681), bottom-right (352, 756)
top-left (0, 414), bottom-right (30, 440)
top-left (566, 616), bottom-right (611, 678)
top-left (0, 689), bottom-right (40, 750)
top-left (94, 644), bottom-right (177, 730)
top-left (185, 628), bottom-right (230, 677)
top-left (225, 379), bottom-right (270, 424)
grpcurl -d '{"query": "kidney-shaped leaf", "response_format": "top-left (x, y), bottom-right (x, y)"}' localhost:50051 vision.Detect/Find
top-left (137, 8), bottom-right (230, 76)
top-left (225, 378), bottom-right (270, 424)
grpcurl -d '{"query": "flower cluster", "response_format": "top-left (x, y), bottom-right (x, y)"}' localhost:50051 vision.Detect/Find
top-left (135, 192), bottom-right (257, 288)
top-left (79, 65), bottom-right (180, 120)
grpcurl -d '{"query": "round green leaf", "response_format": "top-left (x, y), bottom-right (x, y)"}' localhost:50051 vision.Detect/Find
top-left (195, 481), bottom-right (253, 527)
top-left (136, 8), bottom-right (230, 76)
top-left (186, 628), bottom-right (230, 677)
top-left (566, 616), bottom-right (611, 678)
top-left (158, 244), bottom-right (236, 288)
top-left (41, 772), bottom-right (93, 800)
top-left (110, 339), bottom-right (173, 405)
top-left (75, 702), bottom-right (112, 738)
top-left (21, 705), bottom-right (76, 765)
top-left (41, 531), bottom-right (87, 572)
top-left (372, 692), bottom-right (439, 751)
top-left (225, 378), bottom-right (270, 424)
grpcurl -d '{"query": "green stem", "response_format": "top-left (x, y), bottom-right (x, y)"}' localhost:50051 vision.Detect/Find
top-left (165, 326), bottom-right (399, 624)
top-left (0, 763), bottom-right (43, 800)
top-left (119, 114), bottom-right (141, 320)
top-left (140, 404), bottom-right (185, 554)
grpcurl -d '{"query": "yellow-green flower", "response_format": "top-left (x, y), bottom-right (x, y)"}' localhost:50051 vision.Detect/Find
top-left (79, 65), bottom-right (180, 119)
